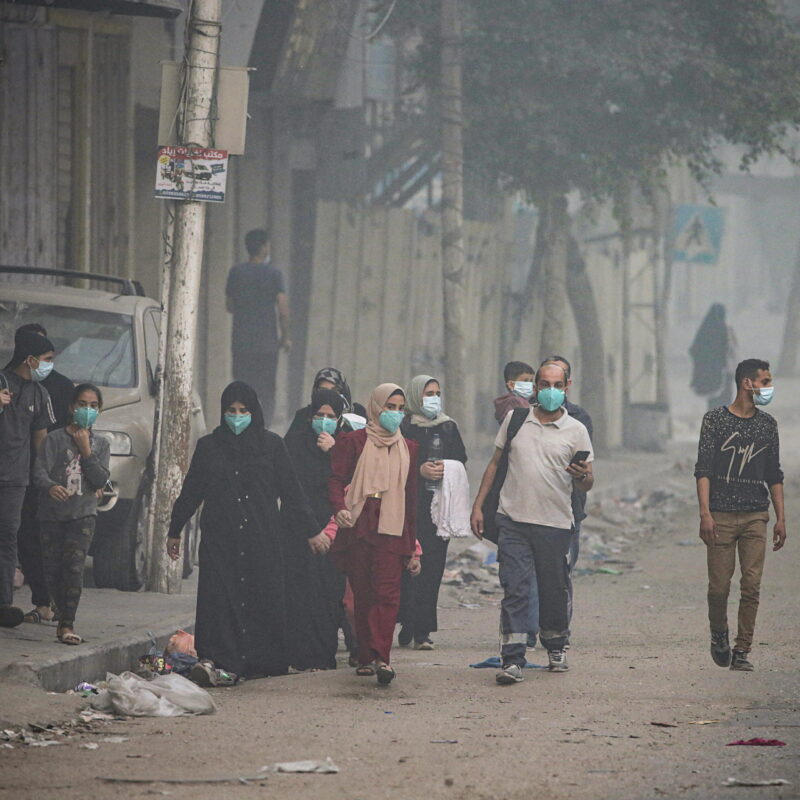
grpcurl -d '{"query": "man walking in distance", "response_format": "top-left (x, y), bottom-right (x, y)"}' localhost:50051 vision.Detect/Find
top-left (225, 229), bottom-right (290, 427)
top-left (471, 363), bottom-right (593, 684)
top-left (695, 358), bottom-right (786, 671)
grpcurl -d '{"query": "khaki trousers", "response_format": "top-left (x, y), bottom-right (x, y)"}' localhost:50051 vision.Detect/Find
top-left (707, 511), bottom-right (768, 652)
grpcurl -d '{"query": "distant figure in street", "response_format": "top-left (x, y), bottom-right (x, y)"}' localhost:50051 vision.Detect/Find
top-left (32, 384), bottom-right (110, 645)
top-left (14, 323), bottom-right (75, 627)
top-left (329, 383), bottom-right (421, 685)
top-left (0, 330), bottom-right (56, 628)
top-left (167, 381), bottom-right (318, 684)
top-left (225, 229), bottom-right (290, 427)
top-left (690, 303), bottom-right (737, 409)
top-left (695, 358), bottom-right (786, 672)
top-left (493, 360), bottom-right (535, 425)
top-left (471, 363), bottom-right (593, 685)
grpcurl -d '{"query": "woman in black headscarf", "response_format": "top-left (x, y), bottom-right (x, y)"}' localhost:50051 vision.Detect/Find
top-left (286, 367), bottom-right (364, 435)
top-left (166, 382), bottom-right (319, 683)
top-left (284, 388), bottom-right (347, 670)
top-left (690, 303), bottom-right (734, 409)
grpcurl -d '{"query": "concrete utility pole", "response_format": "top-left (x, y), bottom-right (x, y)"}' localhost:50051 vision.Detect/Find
top-left (440, 0), bottom-right (467, 425)
top-left (148, 0), bottom-right (222, 593)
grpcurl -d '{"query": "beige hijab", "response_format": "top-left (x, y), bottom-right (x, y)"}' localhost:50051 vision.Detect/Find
top-left (346, 383), bottom-right (410, 536)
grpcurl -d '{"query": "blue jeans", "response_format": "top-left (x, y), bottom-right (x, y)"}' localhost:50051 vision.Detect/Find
top-left (528, 523), bottom-right (580, 643)
top-left (498, 515), bottom-right (572, 667)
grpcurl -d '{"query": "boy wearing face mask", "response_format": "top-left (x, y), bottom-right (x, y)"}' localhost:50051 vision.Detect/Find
top-left (0, 330), bottom-right (57, 627)
top-left (494, 361), bottom-right (535, 425)
top-left (32, 384), bottom-right (110, 645)
top-left (695, 358), bottom-right (786, 672)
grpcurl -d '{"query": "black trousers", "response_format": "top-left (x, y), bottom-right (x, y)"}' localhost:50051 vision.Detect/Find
top-left (399, 523), bottom-right (449, 642)
top-left (232, 349), bottom-right (279, 427)
top-left (17, 487), bottom-right (50, 608)
top-left (0, 486), bottom-right (26, 607)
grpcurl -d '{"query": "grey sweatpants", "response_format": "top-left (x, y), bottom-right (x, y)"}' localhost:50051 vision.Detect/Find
top-left (497, 514), bottom-right (572, 667)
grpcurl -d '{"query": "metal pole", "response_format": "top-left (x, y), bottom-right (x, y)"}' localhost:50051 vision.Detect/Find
top-left (148, 0), bottom-right (221, 593)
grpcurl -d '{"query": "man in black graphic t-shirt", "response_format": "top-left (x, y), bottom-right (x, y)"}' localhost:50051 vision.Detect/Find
top-left (694, 358), bottom-right (786, 672)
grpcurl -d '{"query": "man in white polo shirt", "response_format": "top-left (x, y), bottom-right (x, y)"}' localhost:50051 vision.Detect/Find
top-left (471, 363), bottom-right (593, 684)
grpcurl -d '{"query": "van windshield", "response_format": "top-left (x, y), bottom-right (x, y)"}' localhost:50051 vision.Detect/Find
top-left (0, 301), bottom-right (136, 388)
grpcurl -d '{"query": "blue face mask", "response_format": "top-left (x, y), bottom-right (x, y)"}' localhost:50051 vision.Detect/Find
top-left (312, 417), bottom-right (338, 436)
top-left (73, 407), bottom-right (99, 429)
top-left (379, 410), bottom-right (404, 434)
top-left (225, 412), bottom-right (252, 435)
top-left (421, 395), bottom-right (442, 419)
top-left (537, 387), bottom-right (566, 412)
top-left (31, 358), bottom-right (54, 382)
top-left (753, 386), bottom-right (774, 406)
top-left (512, 380), bottom-right (534, 399)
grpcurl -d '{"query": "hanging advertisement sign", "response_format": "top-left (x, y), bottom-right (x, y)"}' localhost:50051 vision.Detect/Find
top-left (154, 146), bottom-right (228, 202)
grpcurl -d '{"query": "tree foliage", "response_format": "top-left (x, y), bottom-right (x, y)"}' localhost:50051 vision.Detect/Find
top-left (388, 0), bottom-right (800, 203)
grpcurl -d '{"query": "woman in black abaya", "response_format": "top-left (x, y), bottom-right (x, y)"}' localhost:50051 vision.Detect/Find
top-left (166, 382), bottom-right (319, 682)
top-left (284, 388), bottom-right (347, 670)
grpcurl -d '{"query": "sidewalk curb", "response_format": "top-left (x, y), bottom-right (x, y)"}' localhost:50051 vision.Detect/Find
top-left (0, 618), bottom-right (194, 693)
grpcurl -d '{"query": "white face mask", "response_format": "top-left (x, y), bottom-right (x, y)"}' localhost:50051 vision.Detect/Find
top-left (421, 395), bottom-right (442, 419)
top-left (753, 386), bottom-right (774, 406)
top-left (512, 381), bottom-right (533, 399)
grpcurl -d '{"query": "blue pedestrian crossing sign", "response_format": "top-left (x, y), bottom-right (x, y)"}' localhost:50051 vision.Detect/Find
top-left (672, 205), bottom-right (725, 264)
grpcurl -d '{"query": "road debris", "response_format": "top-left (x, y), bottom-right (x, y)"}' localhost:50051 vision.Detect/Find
top-left (726, 738), bottom-right (786, 747)
top-left (723, 778), bottom-right (790, 787)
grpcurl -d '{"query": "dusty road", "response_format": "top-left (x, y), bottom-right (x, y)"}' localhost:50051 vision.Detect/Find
top-left (2, 454), bottom-right (798, 800)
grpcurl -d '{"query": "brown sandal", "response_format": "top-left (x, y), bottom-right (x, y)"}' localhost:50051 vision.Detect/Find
top-left (23, 608), bottom-right (56, 624)
top-left (355, 664), bottom-right (376, 676)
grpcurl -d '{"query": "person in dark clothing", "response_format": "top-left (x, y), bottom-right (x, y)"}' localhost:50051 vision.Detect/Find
top-left (14, 324), bottom-right (75, 626)
top-left (695, 359), bottom-right (786, 672)
top-left (32, 383), bottom-right (110, 645)
top-left (225, 229), bottom-right (290, 427)
top-left (286, 366), bottom-right (364, 435)
top-left (284, 388), bottom-right (347, 670)
top-left (398, 374), bottom-right (467, 650)
top-left (166, 381), bottom-right (319, 684)
top-left (0, 330), bottom-right (56, 628)
top-left (690, 303), bottom-right (736, 409)
top-left (329, 383), bottom-right (420, 685)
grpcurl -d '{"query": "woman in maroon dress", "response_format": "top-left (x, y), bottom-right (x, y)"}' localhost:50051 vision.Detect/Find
top-left (328, 383), bottom-right (420, 685)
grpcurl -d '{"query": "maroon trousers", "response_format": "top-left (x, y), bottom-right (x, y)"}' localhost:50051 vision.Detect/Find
top-left (341, 538), bottom-right (405, 666)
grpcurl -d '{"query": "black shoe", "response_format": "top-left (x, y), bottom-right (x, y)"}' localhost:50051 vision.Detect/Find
top-left (710, 630), bottom-right (732, 667)
top-left (730, 649), bottom-right (754, 671)
top-left (0, 605), bottom-right (24, 628)
top-left (189, 659), bottom-right (217, 687)
top-left (398, 625), bottom-right (413, 647)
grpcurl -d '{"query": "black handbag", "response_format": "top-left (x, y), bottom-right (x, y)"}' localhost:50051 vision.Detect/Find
top-left (481, 407), bottom-right (528, 544)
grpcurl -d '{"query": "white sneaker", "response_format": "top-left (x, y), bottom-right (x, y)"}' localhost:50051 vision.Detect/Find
top-left (547, 649), bottom-right (569, 672)
top-left (495, 664), bottom-right (524, 684)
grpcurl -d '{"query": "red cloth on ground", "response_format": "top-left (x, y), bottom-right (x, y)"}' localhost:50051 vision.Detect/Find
top-left (726, 738), bottom-right (786, 747)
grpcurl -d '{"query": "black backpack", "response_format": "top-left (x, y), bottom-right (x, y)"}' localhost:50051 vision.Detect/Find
top-left (481, 407), bottom-right (528, 544)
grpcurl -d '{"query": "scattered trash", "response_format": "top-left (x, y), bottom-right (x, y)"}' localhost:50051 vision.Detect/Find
top-left (91, 671), bottom-right (216, 717)
top-left (79, 709), bottom-right (115, 722)
top-left (270, 758), bottom-right (339, 774)
top-left (165, 629), bottom-right (196, 658)
top-left (430, 740), bottom-right (458, 744)
top-left (687, 720), bottom-right (719, 725)
top-left (383, 711), bottom-right (394, 715)
top-left (650, 722), bottom-right (678, 728)
top-left (726, 738), bottom-right (786, 747)
top-left (28, 740), bottom-right (64, 747)
top-left (75, 682), bottom-right (99, 696)
top-left (81, 742), bottom-right (100, 750)
top-left (470, 657), bottom-right (546, 670)
top-left (723, 778), bottom-right (790, 787)
top-left (100, 736), bottom-right (131, 744)
top-left (596, 567), bottom-right (622, 575)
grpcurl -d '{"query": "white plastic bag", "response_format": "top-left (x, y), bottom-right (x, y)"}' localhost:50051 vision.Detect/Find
top-left (91, 671), bottom-right (216, 717)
